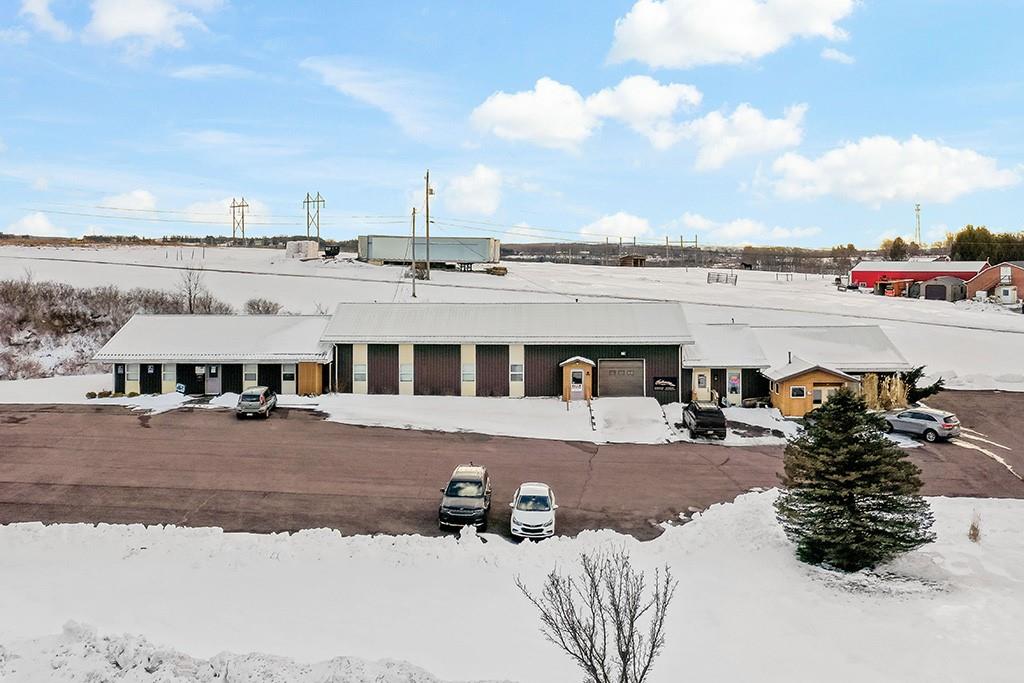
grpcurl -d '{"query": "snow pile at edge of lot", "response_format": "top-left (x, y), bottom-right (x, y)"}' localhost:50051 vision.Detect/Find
top-left (0, 374), bottom-right (191, 414)
top-left (1, 491), bottom-right (1021, 683)
top-left (0, 621), bottom-right (507, 683)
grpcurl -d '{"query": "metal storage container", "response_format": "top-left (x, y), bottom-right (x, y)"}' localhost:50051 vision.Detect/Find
top-left (357, 235), bottom-right (500, 264)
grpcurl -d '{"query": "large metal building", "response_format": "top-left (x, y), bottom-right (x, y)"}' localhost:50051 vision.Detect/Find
top-left (93, 315), bottom-right (333, 396)
top-left (321, 302), bottom-right (692, 404)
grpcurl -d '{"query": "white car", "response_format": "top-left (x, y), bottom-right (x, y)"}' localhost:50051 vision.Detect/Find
top-left (509, 482), bottom-right (557, 539)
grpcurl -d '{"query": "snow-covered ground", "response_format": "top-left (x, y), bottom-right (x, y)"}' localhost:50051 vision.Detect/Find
top-left (1, 491), bottom-right (1021, 683)
top-left (0, 373), bottom-right (192, 414)
top-left (1, 245), bottom-right (1023, 390)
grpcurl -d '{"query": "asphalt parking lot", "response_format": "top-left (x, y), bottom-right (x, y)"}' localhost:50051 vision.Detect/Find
top-left (0, 391), bottom-right (1020, 540)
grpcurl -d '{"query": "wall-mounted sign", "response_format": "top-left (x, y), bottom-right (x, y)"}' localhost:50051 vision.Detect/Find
top-left (697, 374), bottom-right (707, 389)
top-left (654, 376), bottom-right (677, 392)
top-left (176, 383), bottom-right (186, 394)
top-left (195, 365), bottom-right (205, 375)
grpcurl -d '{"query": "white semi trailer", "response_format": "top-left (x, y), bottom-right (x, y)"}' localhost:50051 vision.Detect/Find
top-left (357, 235), bottom-right (500, 265)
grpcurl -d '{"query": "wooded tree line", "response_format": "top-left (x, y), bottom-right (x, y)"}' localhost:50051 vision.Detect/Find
top-left (949, 225), bottom-right (1024, 262)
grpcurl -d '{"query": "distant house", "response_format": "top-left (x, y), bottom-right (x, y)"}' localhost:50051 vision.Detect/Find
top-left (849, 260), bottom-right (989, 288)
top-left (966, 262), bottom-right (1024, 301)
top-left (619, 254), bottom-right (646, 267)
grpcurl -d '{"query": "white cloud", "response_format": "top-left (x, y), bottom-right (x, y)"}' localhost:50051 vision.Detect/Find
top-left (771, 135), bottom-right (1021, 204)
top-left (0, 27), bottom-right (32, 45)
top-left (20, 0), bottom-right (72, 41)
top-left (169, 63), bottom-right (257, 80)
top-left (301, 57), bottom-right (435, 138)
top-left (680, 211), bottom-right (821, 245)
top-left (84, 0), bottom-right (219, 53)
top-left (100, 189), bottom-right (157, 210)
top-left (471, 77), bottom-right (597, 151)
top-left (443, 165), bottom-right (503, 216)
top-left (580, 212), bottom-right (651, 239)
top-left (471, 75), bottom-right (704, 151)
top-left (683, 103), bottom-right (806, 170)
top-left (821, 47), bottom-right (855, 64)
top-left (585, 75), bottom-right (702, 149)
top-left (609, 0), bottom-right (854, 68)
top-left (6, 212), bottom-right (68, 237)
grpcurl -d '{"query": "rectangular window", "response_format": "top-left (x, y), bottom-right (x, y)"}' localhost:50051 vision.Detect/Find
top-left (510, 363), bottom-right (524, 383)
top-left (282, 364), bottom-right (296, 382)
top-left (462, 363), bottom-right (476, 382)
top-left (400, 363), bottom-right (414, 382)
top-left (790, 386), bottom-right (806, 398)
top-left (813, 389), bottom-right (823, 405)
top-left (126, 364), bottom-right (139, 381)
top-left (162, 365), bottom-right (175, 381)
top-left (354, 363), bottom-right (368, 382)
top-left (243, 364), bottom-right (258, 382)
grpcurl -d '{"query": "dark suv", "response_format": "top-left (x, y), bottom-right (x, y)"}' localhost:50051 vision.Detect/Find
top-left (438, 464), bottom-right (491, 532)
top-left (682, 401), bottom-right (727, 439)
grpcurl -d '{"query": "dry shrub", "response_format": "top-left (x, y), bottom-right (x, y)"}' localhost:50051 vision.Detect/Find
top-left (968, 512), bottom-right (981, 543)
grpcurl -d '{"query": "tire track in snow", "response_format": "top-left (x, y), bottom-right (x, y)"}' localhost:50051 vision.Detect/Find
top-left (950, 438), bottom-right (1023, 482)
top-left (4, 253), bottom-right (1024, 336)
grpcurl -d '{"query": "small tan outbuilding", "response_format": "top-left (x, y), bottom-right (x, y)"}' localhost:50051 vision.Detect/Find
top-left (764, 356), bottom-right (861, 417)
top-left (559, 356), bottom-right (594, 402)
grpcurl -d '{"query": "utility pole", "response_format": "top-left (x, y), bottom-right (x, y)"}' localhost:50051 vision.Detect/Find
top-left (665, 236), bottom-right (669, 263)
top-left (410, 207), bottom-right (417, 298)
top-left (605, 237), bottom-right (609, 267)
top-left (230, 197), bottom-right (248, 244)
top-left (424, 170), bottom-right (434, 280)
top-left (914, 203), bottom-right (921, 245)
top-left (618, 236), bottom-right (622, 259)
top-left (304, 192), bottom-right (325, 242)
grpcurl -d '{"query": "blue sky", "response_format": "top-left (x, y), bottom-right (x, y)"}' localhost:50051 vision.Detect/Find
top-left (1, 0), bottom-right (1022, 248)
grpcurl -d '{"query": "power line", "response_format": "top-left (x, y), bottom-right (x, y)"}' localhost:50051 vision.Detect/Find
top-left (304, 192), bottom-right (325, 241)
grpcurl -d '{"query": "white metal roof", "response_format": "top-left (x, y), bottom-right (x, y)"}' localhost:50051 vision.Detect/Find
top-left (763, 355), bottom-right (859, 383)
top-left (751, 325), bottom-right (912, 374)
top-left (92, 314), bottom-right (332, 363)
top-left (850, 260), bottom-right (988, 273)
top-left (681, 324), bottom-right (769, 369)
top-left (322, 302), bottom-right (693, 345)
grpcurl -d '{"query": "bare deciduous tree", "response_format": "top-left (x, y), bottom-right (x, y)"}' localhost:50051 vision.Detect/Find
top-left (516, 549), bottom-right (676, 683)
top-left (244, 298), bottom-right (283, 315)
top-left (177, 269), bottom-right (205, 314)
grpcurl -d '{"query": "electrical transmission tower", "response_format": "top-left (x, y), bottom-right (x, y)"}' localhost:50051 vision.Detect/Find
top-left (230, 197), bottom-right (249, 243)
top-left (304, 192), bottom-right (325, 242)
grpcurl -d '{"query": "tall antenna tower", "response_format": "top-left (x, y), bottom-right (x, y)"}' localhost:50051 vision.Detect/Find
top-left (914, 203), bottom-right (921, 245)
top-left (304, 192), bottom-right (325, 242)
top-left (230, 197), bottom-right (249, 243)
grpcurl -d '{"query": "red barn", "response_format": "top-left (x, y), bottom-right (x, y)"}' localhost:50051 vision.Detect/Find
top-left (849, 260), bottom-right (989, 287)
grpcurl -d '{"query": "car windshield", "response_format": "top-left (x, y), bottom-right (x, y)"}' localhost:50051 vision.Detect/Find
top-left (516, 494), bottom-right (551, 511)
top-left (240, 393), bottom-right (261, 402)
top-left (445, 480), bottom-right (484, 497)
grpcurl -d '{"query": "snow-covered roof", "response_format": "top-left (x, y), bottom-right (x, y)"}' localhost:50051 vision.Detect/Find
top-left (762, 355), bottom-right (859, 383)
top-left (751, 325), bottom-right (912, 374)
top-left (322, 302), bottom-right (692, 345)
top-left (559, 356), bottom-right (595, 366)
top-left (93, 315), bottom-right (332, 363)
top-left (681, 323), bottom-right (769, 368)
top-left (850, 260), bottom-right (988, 273)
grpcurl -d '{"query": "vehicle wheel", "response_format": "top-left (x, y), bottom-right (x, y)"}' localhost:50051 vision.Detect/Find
top-left (688, 427), bottom-right (695, 439)
top-left (235, 413), bottom-right (242, 420)
top-left (923, 429), bottom-right (938, 443)
top-left (883, 422), bottom-right (893, 433)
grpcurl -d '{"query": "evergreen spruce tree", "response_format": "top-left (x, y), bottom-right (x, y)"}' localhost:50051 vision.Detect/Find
top-left (775, 388), bottom-right (935, 571)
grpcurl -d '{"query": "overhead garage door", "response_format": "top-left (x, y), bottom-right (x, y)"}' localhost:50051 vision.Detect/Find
top-left (598, 359), bottom-right (645, 397)
top-left (924, 284), bottom-right (946, 300)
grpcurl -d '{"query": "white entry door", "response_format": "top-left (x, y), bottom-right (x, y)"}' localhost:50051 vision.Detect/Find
top-left (281, 363), bottom-right (297, 394)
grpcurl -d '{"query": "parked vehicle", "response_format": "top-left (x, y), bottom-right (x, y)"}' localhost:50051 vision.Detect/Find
top-left (236, 386), bottom-right (277, 419)
top-left (883, 408), bottom-right (960, 442)
top-left (509, 482), bottom-right (557, 539)
top-left (682, 401), bottom-right (727, 439)
top-left (438, 464), bottom-right (491, 531)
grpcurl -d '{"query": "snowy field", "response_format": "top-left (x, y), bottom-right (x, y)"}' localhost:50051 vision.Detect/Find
top-left (1, 245), bottom-right (1023, 390)
top-left (1, 491), bottom-right (1021, 682)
